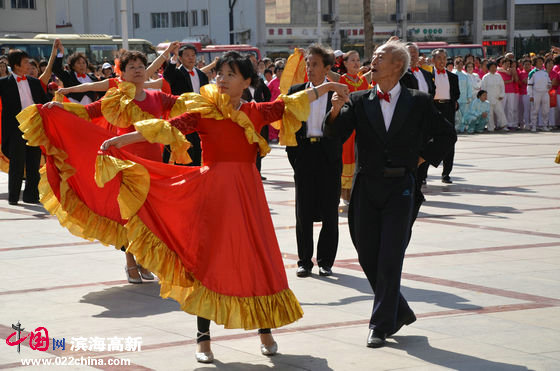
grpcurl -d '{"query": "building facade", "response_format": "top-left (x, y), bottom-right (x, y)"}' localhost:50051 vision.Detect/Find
top-left (54, 0), bottom-right (265, 49)
top-left (265, 0), bottom-right (560, 57)
top-left (0, 0), bottom-right (57, 37)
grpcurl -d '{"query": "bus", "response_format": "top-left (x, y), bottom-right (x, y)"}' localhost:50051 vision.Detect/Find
top-left (157, 42), bottom-right (261, 63)
top-left (416, 42), bottom-right (486, 59)
top-left (0, 34), bottom-right (157, 64)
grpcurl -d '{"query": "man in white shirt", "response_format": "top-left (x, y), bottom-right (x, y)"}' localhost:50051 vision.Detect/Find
top-left (286, 44), bottom-right (342, 278)
top-left (326, 40), bottom-right (456, 348)
top-left (0, 49), bottom-right (49, 205)
top-left (528, 57), bottom-right (552, 132)
top-left (481, 61), bottom-right (507, 131)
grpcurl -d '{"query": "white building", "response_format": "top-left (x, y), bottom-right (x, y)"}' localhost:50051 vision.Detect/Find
top-left (0, 0), bottom-right (56, 37)
top-left (55, 0), bottom-right (265, 49)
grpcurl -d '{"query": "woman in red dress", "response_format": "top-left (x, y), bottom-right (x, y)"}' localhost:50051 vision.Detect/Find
top-left (21, 51), bottom-right (349, 363)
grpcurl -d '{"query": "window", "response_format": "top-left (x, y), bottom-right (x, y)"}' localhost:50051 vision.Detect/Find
top-left (11, 0), bottom-right (35, 8)
top-left (133, 13), bottom-right (140, 29)
top-left (202, 9), bottom-right (208, 26)
top-left (171, 11), bottom-right (188, 27)
top-left (191, 10), bottom-right (198, 26)
top-left (151, 12), bottom-right (169, 28)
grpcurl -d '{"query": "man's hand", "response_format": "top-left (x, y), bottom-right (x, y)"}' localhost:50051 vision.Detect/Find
top-left (482, 112), bottom-right (488, 118)
top-left (530, 97), bottom-right (534, 102)
top-left (165, 41), bottom-right (180, 57)
top-left (330, 82), bottom-right (350, 98)
top-left (331, 92), bottom-right (347, 112)
top-left (418, 157), bottom-right (426, 166)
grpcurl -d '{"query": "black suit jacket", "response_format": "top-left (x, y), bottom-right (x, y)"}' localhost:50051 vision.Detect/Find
top-left (286, 82), bottom-right (341, 168)
top-left (400, 68), bottom-right (436, 97)
top-left (324, 83), bottom-right (456, 193)
top-left (0, 75), bottom-right (49, 156)
top-left (432, 70), bottom-right (460, 104)
top-left (163, 63), bottom-right (209, 95)
top-left (53, 56), bottom-right (99, 102)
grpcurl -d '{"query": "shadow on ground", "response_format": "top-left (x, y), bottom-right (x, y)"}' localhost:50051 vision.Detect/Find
top-left (389, 335), bottom-right (530, 371)
top-left (80, 282), bottom-right (181, 318)
top-left (194, 353), bottom-right (332, 371)
top-left (300, 272), bottom-right (481, 312)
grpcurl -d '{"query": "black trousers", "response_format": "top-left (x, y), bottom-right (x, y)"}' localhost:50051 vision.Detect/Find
top-left (163, 133), bottom-right (202, 166)
top-left (434, 101), bottom-right (456, 178)
top-left (293, 142), bottom-right (341, 270)
top-left (7, 136), bottom-right (41, 203)
top-left (349, 173), bottom-right (415, 334)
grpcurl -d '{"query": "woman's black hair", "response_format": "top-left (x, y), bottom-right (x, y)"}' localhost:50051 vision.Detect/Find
top-left (487, 61), bottom-right (497, 69)
top-left (216, 51), bottom-right (258, 86)
top-left (477, 90), bottom-right (487, 99)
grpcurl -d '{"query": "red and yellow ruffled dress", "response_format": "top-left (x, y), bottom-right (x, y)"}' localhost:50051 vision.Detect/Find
top-left (339, 74), bottom-right (369, 194)
top-left (17, 83), bottom-right (309, 330)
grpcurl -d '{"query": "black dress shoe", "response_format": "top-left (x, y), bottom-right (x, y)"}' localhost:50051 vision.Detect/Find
top-left (318, 267), bottom-right (332, 276)
top-left (261, 176), bottom-right (267, 181)
top-left (296, 266), bottom-right (311, 277)
top-left (441, 176), bottom-right (452, 184)
top-left (388, 312), bottom-right (417, 337)
top-left (367, 329), bottom-right (386, 348)
top-left (8, 201), bottom-right (18, 206)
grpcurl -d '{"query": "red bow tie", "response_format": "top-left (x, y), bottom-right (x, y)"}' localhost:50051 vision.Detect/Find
top-left (16, 75), bottom-right (27, 82)
top-left (436, 69), bottom-right (446, 75)
top-left (188, 70), bottom-right (195, 76)
top-left (76, 73), bottom-right (86, 78)
top-left (411, 67), bottom-right (419, 73)
top-left (377, 91), bottom-right (391, 102)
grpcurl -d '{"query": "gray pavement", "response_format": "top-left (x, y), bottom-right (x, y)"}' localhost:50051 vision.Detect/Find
top-left (0, 132), bottom-right (559, 370)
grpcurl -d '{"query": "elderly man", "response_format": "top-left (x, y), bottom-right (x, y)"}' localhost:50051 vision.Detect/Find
top-left (400, 42), bottom-right (435, 97)
top-left (325, 40), bottom-right (456, 348)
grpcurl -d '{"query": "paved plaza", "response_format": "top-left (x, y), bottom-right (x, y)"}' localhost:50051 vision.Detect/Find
top-left (0, 132), bottom-right (559, 370)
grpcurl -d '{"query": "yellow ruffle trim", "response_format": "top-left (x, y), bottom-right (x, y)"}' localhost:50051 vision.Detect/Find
top-left (133, 119), bottom-right (192, 165)
top-left (171, 84), bottom-right (271, 156)
top-left (0, 154), bottom-right (9, 174)
top-left (271, 90), bottom-right (310, 147)
top-left (95, 155), bottom-right (150, 220)
top-left (124, 214), bottom-right (304, 330)
top-left (555, 150), bottom-right (560, 164)
top-left (16, 105), bottom-right (128, 248)
top-left (279, 48), bottom-right (307, 96)
top-left (60, 102), bottom-right (91, 121)
top-left (341, 163), bottom-right (355, 190)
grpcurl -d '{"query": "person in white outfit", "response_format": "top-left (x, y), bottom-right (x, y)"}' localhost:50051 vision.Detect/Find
top-left (528, 56), bottom-right (552, 132)
top-left (481, 62), bottom-right (507, 131)
top-left (453, 57), bottom-right (473, 133)
top-left (466, 62), bottom-right (481, 97)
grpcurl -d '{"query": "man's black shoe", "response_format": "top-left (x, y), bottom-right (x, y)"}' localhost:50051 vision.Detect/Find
top-left (23, 198), bottom-right (40, 204)
top-left (8, 201), bottom-right (18, 206)
top-left (318, 267), bottom-right (332, 276)
top-left (296, 266), bottom-right (311, 277)
top-left (441, 176), bottom-right (452, 184)
top-left (388, 312), bottom-right (417, 337)
top-left (367, 329), bottom-right (386, 348)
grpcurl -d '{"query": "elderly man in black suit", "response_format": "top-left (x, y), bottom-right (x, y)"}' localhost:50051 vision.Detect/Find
top-left (325, 40), bottom-right (456, 348)
top-left (0, 49), bottom-right (49, 205)
top-left (287, 44), bottom-right (344, 278)
top-left (163, 44), bottom-right (210, 166)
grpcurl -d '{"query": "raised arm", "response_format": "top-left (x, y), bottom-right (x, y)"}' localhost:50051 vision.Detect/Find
top-left (199, 57), bottom-right (218, 74)
top-left (146, 41), bottom-right (179, 78)
top-left (306, 81), bottom-right (349, 104)
top-left (100, 132), bottom-right (145, 151)
top-left (39, 39), bottom-right (59, 87)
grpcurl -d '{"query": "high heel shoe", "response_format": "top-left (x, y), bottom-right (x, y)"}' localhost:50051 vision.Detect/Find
top-left (260, 341), bottom-right (278, 356)
top-left (137, 264), bottom-right (155, 280)
top-left (125, 265), bottom-right (142, 284)
top-left (195, 332), bottom-right (214, 363)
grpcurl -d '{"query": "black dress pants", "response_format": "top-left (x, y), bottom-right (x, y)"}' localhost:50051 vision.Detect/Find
top-left (7, 136), bottom-right (41, 203)
top-left (434, 101), bottom-right (456, 178)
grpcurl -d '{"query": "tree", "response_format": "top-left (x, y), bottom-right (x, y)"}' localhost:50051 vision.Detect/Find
top-left (229, 0), bottom-right (238, 44)
top-left (363, 0), bottom-right (374, 60)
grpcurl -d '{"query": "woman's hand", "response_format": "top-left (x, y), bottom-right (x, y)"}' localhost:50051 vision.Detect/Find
top-left (331, 92), bottom-right (347, 112)
top-left (44, 101), bottom-right (64, 109)
top-left (57, 87), bottom-right (70, 95)
top-left (100, 137), bottom-right (125, 151)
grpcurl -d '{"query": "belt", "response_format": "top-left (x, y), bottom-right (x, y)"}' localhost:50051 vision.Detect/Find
top-left (434, 99), bottom-right (451, 104)
top-left (383, 167), bottom-right (407, 178)
top-left (307, 137), bottom-right (322, 143)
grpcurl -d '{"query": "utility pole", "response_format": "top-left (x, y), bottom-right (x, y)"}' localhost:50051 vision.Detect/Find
top-left (229, 0), bottom-right (237, 44)
top-left (120, 0), bottom-right (128, 49)
top-left (364, 0), bottom-right (373, 59)
top-left (331, 0), bottom-right (340, 50)
top-left (317, 0), bottom-right (322, 44)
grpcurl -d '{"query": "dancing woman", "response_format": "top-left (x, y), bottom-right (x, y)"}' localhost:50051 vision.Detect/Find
top-left (96, 52), bottom-right (349, 362)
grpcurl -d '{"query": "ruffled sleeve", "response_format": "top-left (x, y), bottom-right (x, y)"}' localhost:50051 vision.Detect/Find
top-left (133, 118), bottom-right (194, 164)
top-left (271, 90), bottom-right (310, 146)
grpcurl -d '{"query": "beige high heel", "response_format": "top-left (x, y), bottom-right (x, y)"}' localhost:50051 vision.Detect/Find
top-left (124, 265), bottom-right (142, 284)
top-left (195, 332), bottom-right (214, 363)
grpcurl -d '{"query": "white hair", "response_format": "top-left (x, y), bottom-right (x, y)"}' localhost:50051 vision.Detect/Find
top-left (379, 40), bottom-right (410, 78)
